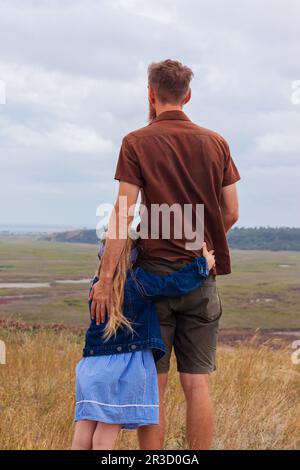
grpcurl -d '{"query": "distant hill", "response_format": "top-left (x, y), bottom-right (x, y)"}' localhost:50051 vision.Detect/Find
top-left (42, 229), bottom-right (100, 244)
top-left (228, 227), bottom-right (300, 251)
top-left (41, 227), bottom-right (300, 251)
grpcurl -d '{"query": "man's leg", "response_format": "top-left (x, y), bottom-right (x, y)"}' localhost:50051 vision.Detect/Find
top-left (179, 373), bottom-right (213, 450)
top-left (172, 274), bottom-right (221, 450)
top-left (137, 372), bottom-right (168, 450)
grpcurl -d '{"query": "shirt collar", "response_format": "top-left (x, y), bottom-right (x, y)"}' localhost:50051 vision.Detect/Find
top-left (149, 110), bottom-right (191, 125)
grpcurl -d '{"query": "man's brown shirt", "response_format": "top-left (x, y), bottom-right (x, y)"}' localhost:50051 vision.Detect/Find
top-left (115, 110), bottom-right (240, 274)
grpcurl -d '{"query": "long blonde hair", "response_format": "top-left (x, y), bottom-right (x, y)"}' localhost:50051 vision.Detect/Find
top-left (96, 237), bottom-right (134, 341)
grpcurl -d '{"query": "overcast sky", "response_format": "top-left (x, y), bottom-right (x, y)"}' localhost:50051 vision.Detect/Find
top-left (0, 0), bottom-right (300, 229)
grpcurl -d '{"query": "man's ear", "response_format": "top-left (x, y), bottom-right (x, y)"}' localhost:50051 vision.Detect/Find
top-left (182, 88), bottom-right (191, 105)
top-left (148, 84), bottom-right (156, 105)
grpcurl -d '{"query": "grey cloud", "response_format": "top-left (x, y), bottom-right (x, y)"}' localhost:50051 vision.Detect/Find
top-left (0, 0), bottom-right (300, 227)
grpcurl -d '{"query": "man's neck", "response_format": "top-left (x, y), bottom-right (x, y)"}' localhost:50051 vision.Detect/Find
top-left (156, 104), bottom-right (183, 117)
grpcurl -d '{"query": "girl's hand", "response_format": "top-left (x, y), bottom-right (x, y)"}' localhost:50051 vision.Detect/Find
top-left (89, 277), bottom-right (112, 325)
top-left (202, 242), bottom-right (215, 271)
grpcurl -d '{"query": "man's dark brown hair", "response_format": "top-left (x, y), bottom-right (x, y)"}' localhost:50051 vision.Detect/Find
top-left (148, 59), bottom-right (194, 105)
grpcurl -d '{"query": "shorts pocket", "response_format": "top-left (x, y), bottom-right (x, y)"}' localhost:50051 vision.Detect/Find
top-left (199, 279), bottom-right (223, 322)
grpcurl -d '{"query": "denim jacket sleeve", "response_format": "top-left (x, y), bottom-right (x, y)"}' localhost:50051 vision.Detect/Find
top-left (133, 256), bottom-right (209, 299)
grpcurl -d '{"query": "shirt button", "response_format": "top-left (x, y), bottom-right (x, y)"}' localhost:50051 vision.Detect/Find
top-left (116, 346), bottom-right (122, 352)
top-left (90, 349), bottom-right (94, 355)
top-left (130, 344), bottom-right (137, 350)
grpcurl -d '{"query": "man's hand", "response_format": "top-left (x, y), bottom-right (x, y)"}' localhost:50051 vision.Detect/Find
top-left (202, 242), bottom-right (215, 271)
top-left (89, 277), bottom-right (113, 325)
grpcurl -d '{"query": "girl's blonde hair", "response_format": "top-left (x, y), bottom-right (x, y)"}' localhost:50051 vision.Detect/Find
top-left (96, 237), bottom-right (134, 341)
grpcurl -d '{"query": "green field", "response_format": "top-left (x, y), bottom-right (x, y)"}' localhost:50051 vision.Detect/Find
top-left (0, 236), bottom-right (299, 329)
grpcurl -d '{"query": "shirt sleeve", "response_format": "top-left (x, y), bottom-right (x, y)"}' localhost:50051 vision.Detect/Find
top-left (221, 139), bottom-right (241, 187)
top-left (114, 136), bottom-right (144, 187)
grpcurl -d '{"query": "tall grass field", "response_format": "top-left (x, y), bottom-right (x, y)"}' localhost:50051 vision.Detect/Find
top-left (0, 236), bottom-right (300, 449)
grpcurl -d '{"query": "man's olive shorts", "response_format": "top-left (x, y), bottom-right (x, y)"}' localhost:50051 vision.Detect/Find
top-left (135, 259), bottom-right (223, 375)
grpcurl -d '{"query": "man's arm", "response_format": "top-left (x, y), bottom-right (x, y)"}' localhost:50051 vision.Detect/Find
top-left (220, 183), bottom-right (239, 233)
top-left (134, 243), bottom-right (214, 299)
top-left (90, 181), bottom-right (140, 324)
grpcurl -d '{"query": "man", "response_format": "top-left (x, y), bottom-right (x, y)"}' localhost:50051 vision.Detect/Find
top-left (90, 59), bottom-right (240, 450)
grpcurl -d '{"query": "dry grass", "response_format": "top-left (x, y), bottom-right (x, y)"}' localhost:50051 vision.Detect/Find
top-left (0, 327), bottom-right (300, 450)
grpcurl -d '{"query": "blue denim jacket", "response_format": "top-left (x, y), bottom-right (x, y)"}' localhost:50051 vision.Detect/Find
top-left (83, 256), bottom-right (208, 362)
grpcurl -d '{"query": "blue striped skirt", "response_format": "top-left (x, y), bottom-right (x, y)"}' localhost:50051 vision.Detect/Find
top-left (75, 349), bottom-right (159, 429)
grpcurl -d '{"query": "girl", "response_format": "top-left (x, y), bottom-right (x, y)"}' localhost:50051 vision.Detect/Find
top-left (71, 236), bottom-right (215, 450)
